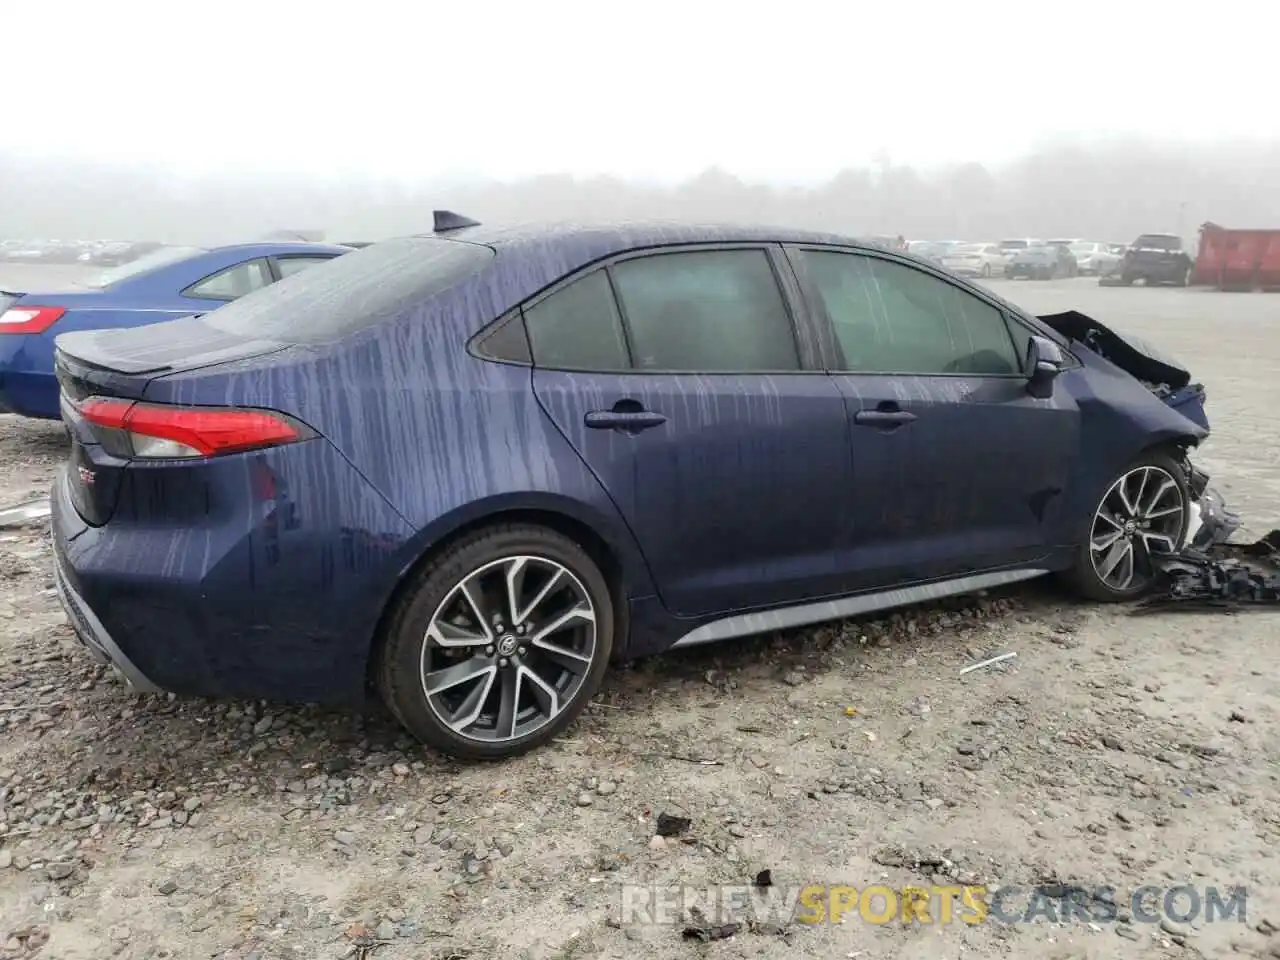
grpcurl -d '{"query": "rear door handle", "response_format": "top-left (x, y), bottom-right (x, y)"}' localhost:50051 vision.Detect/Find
top-left (584, 410), bottom-right (668, 432)
top-left (853, 410), bottom-right (917, 427)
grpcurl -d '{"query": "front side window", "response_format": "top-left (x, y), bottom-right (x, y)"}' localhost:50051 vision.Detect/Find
top-left (800, 250), bottom-right (1019, 376)
top-left (524, 269), bottom-right (630, 370)
top-left (609, 249), bottom-right (799, 372)
top-left (186, 259), bottom-right (273, 300)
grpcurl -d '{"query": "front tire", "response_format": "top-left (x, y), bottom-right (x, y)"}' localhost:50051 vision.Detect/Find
top-left (981, 263), bottom-right (992, 278)
top-left (1070, 452), bottom-right (1191, 602)
top-left (376, 524), bottom-right (615, 759)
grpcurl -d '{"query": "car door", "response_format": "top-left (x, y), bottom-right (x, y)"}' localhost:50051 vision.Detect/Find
top-left (787, 245), bottom-right (1081, 589)
top-left (526, 244), bottom-right (858, 619)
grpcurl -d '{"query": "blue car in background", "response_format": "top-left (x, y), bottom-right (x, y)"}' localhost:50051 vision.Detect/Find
top-left (48, 215), bottom-right (1229, 761)
top-left (0, 240), bottom-right (351, 418)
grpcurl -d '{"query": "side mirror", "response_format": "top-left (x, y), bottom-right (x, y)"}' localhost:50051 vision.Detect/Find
top-left (1025, 335), bottom-right (1065, 398)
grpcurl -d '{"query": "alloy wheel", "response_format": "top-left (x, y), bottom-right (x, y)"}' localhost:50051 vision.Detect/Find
top-left (1089, 466), bottom-right (1186, 591)
top-left (419, 555), bottom-right (598, 743)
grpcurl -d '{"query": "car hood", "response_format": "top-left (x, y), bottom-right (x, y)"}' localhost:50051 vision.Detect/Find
top-left (1038, 310), bottom-right (1191, 390)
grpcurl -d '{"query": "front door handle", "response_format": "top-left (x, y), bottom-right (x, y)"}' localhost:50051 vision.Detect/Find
top-left (853, 410), bottom-right (917, 428)
top-left (584, 410), bottom-right (668, 432)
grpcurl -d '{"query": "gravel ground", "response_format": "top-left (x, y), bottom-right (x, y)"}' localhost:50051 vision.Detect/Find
top-left (2, 274), bottom-right (1280, 960)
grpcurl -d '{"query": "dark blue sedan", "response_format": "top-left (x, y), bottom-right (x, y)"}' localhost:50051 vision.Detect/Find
top-left (0, 240), bottom-right (351, 419)
top-left (48, 215), bottom-right (1228, 759)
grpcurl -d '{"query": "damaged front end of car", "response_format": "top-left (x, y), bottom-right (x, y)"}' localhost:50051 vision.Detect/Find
top-left (1035, 309), bottom-right (1280, 608)
top-left (1038, 309), bottom-right (1239, 548)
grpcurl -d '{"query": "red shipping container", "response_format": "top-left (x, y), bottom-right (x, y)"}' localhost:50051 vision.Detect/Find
top-left (1194, 223), bottom-right (1280, 290)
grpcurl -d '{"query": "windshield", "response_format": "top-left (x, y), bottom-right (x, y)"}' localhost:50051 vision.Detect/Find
top-left (85, 245), bottom-right (204, 288)
top-left (953, 244), bottom-right (986, 254)
top-left (1069, 243), bottom-right (1097, 253)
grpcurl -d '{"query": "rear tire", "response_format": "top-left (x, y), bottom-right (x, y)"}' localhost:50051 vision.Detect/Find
top-left (376, 524), bottom-right (615, 759)
top-left (1068, 451), bottom-right (1191, 602)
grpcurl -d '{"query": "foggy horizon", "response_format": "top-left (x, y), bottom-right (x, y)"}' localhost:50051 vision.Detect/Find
top-left (5, 0), bottom-right (1278, 244)
top-left (4, 137), bottom-right (1278, 247)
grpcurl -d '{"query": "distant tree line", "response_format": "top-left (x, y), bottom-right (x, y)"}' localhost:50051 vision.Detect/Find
top-left (2, 139), bottom-right (1278, 246)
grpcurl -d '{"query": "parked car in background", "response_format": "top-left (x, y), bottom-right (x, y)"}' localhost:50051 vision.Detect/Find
top-left (77, 240), bottom-right (166, 267)
top-left (1114, 233), bottom-right (1194, 287)
top-left (1006, 244), bottom-right (1078, 279)
top-left (940, 242), bottom-right (1006, 278)
top-left (905, 240), bottom-right (951, 264)
top-left (998, 238), bottom-right (1043, 258)
top-left (0, 241), bottom-right (352, 419)
top-left (1070, 241), bottom-right (1122, 276)
top-left (49, 215), bottom-right (1222, 759)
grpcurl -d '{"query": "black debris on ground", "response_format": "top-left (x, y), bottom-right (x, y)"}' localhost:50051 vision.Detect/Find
top-left (1137, 528), bottom-right (1280, 612)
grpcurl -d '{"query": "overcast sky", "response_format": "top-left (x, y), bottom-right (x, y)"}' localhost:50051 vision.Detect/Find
top-left (8, 1), bottom-right (1275, 183)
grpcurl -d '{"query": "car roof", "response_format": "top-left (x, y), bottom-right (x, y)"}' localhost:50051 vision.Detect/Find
top-left (203, 240), bottom-right (352, 255)
top-left (419, 220), bottom-right (876, 261)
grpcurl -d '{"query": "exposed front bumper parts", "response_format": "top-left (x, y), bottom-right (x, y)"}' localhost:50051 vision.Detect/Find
top-left (1184, 465), bottom-right (1241, 550)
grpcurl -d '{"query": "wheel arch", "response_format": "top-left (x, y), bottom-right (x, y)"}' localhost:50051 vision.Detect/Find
top-left (362, 493), bottom-right (650, 687)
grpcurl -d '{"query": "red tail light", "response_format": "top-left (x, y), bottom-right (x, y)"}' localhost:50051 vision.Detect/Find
top-left (0, 306), bottom-right (66, 334)
top-left (79, 398), bottom-right (310, 459)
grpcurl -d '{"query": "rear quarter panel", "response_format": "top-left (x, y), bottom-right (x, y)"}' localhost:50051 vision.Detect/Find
top-left (146, 273), bottom-right (658, 603)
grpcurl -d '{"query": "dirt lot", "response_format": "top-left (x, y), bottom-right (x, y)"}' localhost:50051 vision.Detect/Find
top-left (2, 274), bottom-right (1279, 960)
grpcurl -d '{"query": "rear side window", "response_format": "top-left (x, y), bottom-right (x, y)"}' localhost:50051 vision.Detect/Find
top-left (200, 237), bottom-right (494, 344)
top-left (275, 255), bottom-right (337, 278)
top-left (610, 249), bottom-right (799, 372)
top-left (524, 271), bottom-right (630, 370)
top-left (186, 259), bottom-right (274, 301)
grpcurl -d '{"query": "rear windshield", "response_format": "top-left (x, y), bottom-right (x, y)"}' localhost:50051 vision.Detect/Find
top-left (200, 236), bottom-right (494, 344)
top-left (87, 245), bottom-right (204, 288)
top-left (999, 240), bottom-right (1028, 250)
top-left (1133, 235), bottom-right (1181, 250)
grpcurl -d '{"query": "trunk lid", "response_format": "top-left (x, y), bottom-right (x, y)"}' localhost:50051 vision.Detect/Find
top-left (54, 317), bottom-right (286, 526)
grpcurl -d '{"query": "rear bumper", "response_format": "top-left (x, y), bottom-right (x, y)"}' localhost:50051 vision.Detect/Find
top-left (50, 439), bottom-right (415, 705)
top-left (53, 530), bottom-right (162, 692)
top-left (1126, 260), bottom-right (1186, 281)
